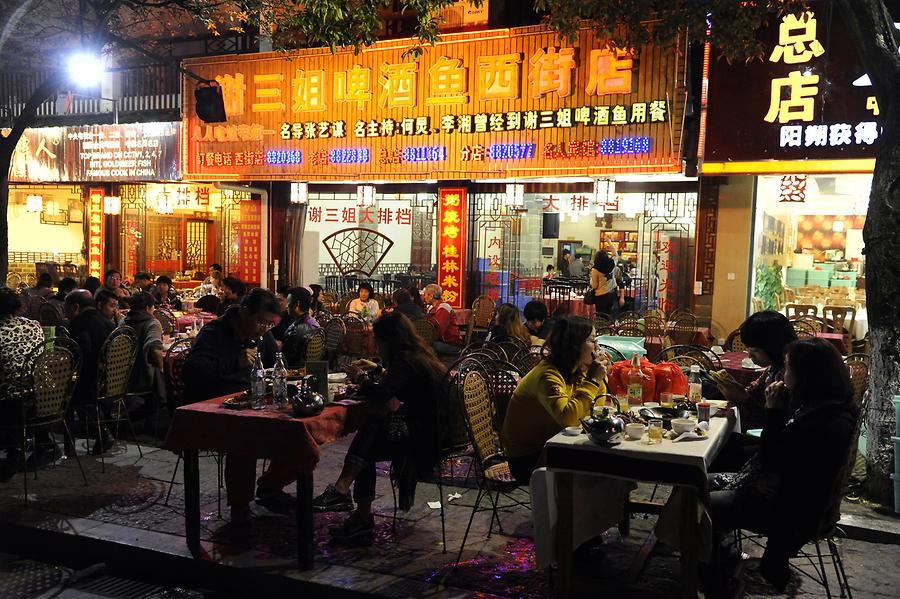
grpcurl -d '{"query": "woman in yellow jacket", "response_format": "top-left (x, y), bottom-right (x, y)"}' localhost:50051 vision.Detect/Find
top-left (501, 315), bottom-right (607, 483)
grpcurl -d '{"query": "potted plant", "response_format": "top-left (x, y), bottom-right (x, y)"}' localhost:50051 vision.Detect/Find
top-left (754, 262), bottom-right (784, 311)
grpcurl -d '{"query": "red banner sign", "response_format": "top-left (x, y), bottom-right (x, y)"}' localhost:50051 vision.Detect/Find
top-left (437, 188), bottom-right (467, 309)
top-left (237, 199), bottom-right (262, 284)
top-left (88, 188), bottom-right (104, 278)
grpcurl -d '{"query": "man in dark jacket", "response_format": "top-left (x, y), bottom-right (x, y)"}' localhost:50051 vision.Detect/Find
top-left (391, 288), bottom-right (423, 321)
top-left (122, 292), bottom-right (164, 416)
top-left (182, 288), bottom-right (281, 525)
top-left (65, 290), bottom-right (115, 453)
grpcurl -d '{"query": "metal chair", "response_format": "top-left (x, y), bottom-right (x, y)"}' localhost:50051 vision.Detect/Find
top-left (616, 310), bottom-right (642, 324)
top-left (652, 344), bottom-right (721, 371)
top-left (0, 340), bottom-right (86, 505)
top-left (153, 307), bottom-right (176, 336)
top-left (493, 337), bottom-right (528, 362)
top-left (454, 370), bottom-right (530, 569)
top-left (93, 326), bottom-right (141, 472)
top-left (464, 295), bottom-right (496, 345)
top-left (323, 317), bottom-right (347, 366)
top-left (544, 284), bottom-right (571, 318)
top-left (510, 345), bottom-right (547, 373)
top-left (303, 328), bottom-right (327, 362)
top-left (724, 329), bottom-right (747, 353)
top-left (597, 344), bottom-right (626, 362)
top-left (483, 360), bottom-right (521, 430)
top-left (413, 318), bottom-right (438, 345)
top-left (614, 320), bottom-right (644, 338)
top-left (668, 314), bottom-right (698, 346)
top-left (845, 354), bottom-right (869, 406)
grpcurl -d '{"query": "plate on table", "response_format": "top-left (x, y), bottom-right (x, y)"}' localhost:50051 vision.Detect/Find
top-left (328, 372), bottom-right (348, 382)
top-left (222, 394), bottom-right (253, 410)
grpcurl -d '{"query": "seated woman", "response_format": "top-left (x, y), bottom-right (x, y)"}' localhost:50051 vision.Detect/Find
top-left (310, 313), bottom-right (444, 542)
top-left (347, 282), bottom-right (380, 321)
top-left (715, 311), bottom-right (797, 431)
top-left (281, 287), bottom-right (321, 368)
top-left (486, 302), bottom-right (532, 346)
top-left (501, 315), bottom-right (606, 483)
top-left (153, 276), bottom-right (183, 311)
top-left (707, 337), bottom-right (856, 591)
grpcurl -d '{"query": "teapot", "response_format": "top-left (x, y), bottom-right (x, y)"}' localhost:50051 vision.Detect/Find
top-left (580, 394), bottom-right (625, 445)
top-left (290, 374), bottom-right (325, 418)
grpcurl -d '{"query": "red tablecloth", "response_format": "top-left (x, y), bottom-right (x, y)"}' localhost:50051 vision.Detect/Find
top-left (164, 397), bottom-right (351, 471)
top-left (173, 280), bottom-right (201, 290)
top-left (719, 351), bottom-right (765, 387)
top-left (175, 312), bottom-right (217, 333)
top-left (645, 328), bottom-right (712, 359)
top-left (454, 308), bottom-right (471, 326)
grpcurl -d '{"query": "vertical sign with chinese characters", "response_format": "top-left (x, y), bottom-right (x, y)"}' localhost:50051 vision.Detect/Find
top-left (88, 188), bottom-right (104, 278)
top-left (237, 200), bottom-right (262, 284)
top-left (437, 188), bottom-right (467, 309)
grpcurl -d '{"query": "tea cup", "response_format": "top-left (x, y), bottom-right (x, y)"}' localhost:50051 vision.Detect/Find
top-left (625, 423), bottom-right (645, 440)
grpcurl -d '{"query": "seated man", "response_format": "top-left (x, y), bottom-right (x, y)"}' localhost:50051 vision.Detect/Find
top-left (422, 283), bottom-right (461, 356)
top-left (217, 277), bottom-right (246, 316)
top-left (66, 290), bottom-right (116, 454)
top-left (391, 288), bottom-right (423, 322)
top-left (282, 287), bottom-right (321, 368)
top-left (133, 272), bottom-right (155, 295)
top-left (121, 292), bottom-right (164, 419)
top-left (523, 299), bottom-right (552, 340)
top-left (47, 277), bottom-right (77, 324)
top-left (182, 289), bottom-right (280, 523)
top-left (95, 289), bottom-right (121, 325)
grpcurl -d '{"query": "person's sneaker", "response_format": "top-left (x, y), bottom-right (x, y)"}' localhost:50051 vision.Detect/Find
top-left (311, 484), bottom-right (353, 513)
top-left (329, 514), bottom-right (375, 540)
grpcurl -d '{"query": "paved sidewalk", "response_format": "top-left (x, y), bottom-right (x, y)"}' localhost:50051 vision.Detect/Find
top-left (1, 436), bottom-right (899, 598)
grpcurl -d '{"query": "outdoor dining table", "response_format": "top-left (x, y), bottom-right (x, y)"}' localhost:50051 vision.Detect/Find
top-left (541, 413), bottom-right (734, 598)
top-left (719, 351), bottom-right (766, 386)
top-left (174, 311), bottom-right (217, 333)
top-left (164, 395), bottom-right (362, 569)
top-left (816, 331), bottom-right (848, 354)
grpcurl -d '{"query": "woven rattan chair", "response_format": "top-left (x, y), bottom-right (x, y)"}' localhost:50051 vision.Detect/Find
top-left (195, 295), bottom-right (221, 314)
top-left (614, 320), bottom-right (644, 337)
top-left (93, 326), bottom-right (141, 472)
top-left (461, 341), bottom-right (503, 361)
top-left (0, 340), bottom-right (86, 505)
top-left (786, 303), bottom-right (818, 318)
top-left (511, 345), bottom-right (546, 373)
top-left (153, 307), bottom-right (177, 336)
top-left (668, 314), bottom-right (698, 346)
top-left (323, 317), bottom-right (347, 366)
top-left (845, 354), bottom-right (869, 406)
top-left (652, 344), bottom-right (721, 371)
top-left (616, 310), bottom-right (642, 324)
top-left (597, 344), bottom-right (626, 362)
top-left (483, 359), bottom-right (521, 429)
top-left (342, 315), bottom-right (370, 360)
top-left (724, 329), bottom-right (747, 353)
top-left (455, 370), bottom-right (530, 569)
top-left (413, 318), bottom-right (438, 345)
top-left (493, 337), bottom-right (528, 362)
top-left (338, 293), bottom-right (358, 314)
top-left (464, 295), bottom-right (496, 345)
top-left (792, 318), bottom-right (819, 339)
top-left (303, 328), bottom-right (327, 362)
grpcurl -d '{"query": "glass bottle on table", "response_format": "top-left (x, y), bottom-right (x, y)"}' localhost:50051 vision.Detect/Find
top-left (625, 352), bottom-right (643, 411)
top-left (272, 351), bottom-right (288, 406)
top-left (688, 365), bottom-right (703, 404)
top-left (250, 347), bottom-right (267, 409)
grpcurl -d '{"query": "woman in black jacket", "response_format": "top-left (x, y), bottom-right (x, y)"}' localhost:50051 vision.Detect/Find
top-left (708, 337), bottom-right (856, 592)
top-left (311, 312), bottom-right (445, 542)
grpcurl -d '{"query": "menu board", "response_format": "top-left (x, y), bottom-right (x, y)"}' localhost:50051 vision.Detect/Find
top-left (237, 199), bottom-right (262, 284)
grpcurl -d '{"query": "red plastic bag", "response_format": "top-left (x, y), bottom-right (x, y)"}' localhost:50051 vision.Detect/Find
top-left (607, 357), bottom-right (657, 404)
top-left (606, 358), bottom-right (688, 404)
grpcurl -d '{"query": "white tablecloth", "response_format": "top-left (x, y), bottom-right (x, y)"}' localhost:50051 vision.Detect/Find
top-left (781, 305), bottom-right (868, 339)
top-left (533, 415), bottom-right (733, 567)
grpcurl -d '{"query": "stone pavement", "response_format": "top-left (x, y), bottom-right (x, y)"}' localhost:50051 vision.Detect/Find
top-left (2, 435), bottom-right (900, 598)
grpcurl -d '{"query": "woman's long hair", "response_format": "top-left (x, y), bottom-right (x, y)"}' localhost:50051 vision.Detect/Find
top-left (740, 310), bottom-right (797, 369)
top-left (495, 303), bottom-right (531, 345)
top-left (373, 312), bottom-right (445, 376)
top-left (785, 337), bottom-right (853, 409)
top-left (544, 315), bottom-right (594, 383)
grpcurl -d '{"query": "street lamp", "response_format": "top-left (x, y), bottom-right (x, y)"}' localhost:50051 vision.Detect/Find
top-left (67, 52), bottom-right (104, 87)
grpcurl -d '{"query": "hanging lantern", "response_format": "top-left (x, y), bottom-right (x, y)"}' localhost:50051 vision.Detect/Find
top-left (291, 182), bottom-right (309, 204)
top-left (504, 183), bottom-right (525, 209)
top-left (779, 174), bottom-right (807, 203)
top-left (103, 196), bottom-right (121, 215)
top-left (26, 194), bottom-right (43, 213)
top-left (156, 192), bottom-right (174, 214)
top-left (593, 179), bottom-right (614, 216)
top-left (356, 184), bottom-right (376, 207)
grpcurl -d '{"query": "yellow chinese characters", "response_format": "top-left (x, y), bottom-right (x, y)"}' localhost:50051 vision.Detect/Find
top-left (215, 73), bottom-right (246, 117)
top-left (442, 245), bottom-right (460, 259)
top-left (769, 12), bottom-right (825, 64)
top-left (252, 74), bottom-right (285, 112)
top-left (764, 70), bottom-right (819, 123)
top-left (528, 47), bottom-right (576, 99)
top-left (334, 65), bottom-right (372, 109)
top-left (292, 69), bottom-right (326, 112)
top-left (586, 48), bottom-right (633, 96)
top-left (477, 53), bottom-right (521, 101)
top-left (379, 62), bottom-right (417, 109)
top-left (427, 57), bottom-right (468, 105)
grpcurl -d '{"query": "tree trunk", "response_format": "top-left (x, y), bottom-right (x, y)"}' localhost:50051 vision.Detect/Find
top-left (0, 74), bottom-right (64, 286)
top-left (836, 0), bottom-right (900, 503)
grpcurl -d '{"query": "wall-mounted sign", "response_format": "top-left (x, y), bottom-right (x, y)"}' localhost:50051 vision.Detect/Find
top-left (182, 25), bottom-right (686, 181)
top-left (704, 1), bottom-right (879, 170)
top-left (3, 122), bottom-right (180, 182)
top-left (88, 188), bottom-right (104, 278)
top-left (437, 188), bottom-right (467, 308)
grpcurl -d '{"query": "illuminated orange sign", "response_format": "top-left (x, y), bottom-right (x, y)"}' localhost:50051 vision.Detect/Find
top-left (182, 25), bottom-right (684, 181)
top-left (437, 188), bottom-right (467, 309)
top-left (88, 188), bottom-right (104, 278)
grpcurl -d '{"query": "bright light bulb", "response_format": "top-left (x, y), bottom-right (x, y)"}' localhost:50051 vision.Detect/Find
top-left (68, 52), bottom-right (104, 87)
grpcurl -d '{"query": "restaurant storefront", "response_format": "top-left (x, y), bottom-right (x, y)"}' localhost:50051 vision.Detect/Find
top-left (701, 0), bottom-right (876, 342)
top-left (182, 24), bottom-right (698, 311)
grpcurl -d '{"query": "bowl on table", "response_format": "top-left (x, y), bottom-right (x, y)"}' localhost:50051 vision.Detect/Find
top-left (671, 418), bottom-right (698, 435)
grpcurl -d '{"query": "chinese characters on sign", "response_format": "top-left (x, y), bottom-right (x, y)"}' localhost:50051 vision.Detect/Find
top-left (185, 26), bottom-right (683, 180)
top-left (88, 188), bottom-right (104, 278)
top-left (308, 204), bottom-right (413, 226)
top-left (437, 188), bottom-right (467, 309)
top-left (237, 200), bottom-right (262, 284)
